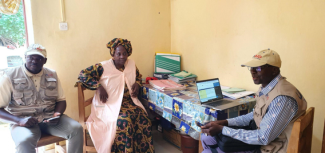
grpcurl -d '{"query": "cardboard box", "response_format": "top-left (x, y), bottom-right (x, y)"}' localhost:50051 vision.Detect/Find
top-left (163, 129), bottom-right (182, 150)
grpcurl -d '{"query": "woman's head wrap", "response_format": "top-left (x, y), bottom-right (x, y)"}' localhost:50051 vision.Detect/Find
top-left (107, 38), bottom-right (132, 57)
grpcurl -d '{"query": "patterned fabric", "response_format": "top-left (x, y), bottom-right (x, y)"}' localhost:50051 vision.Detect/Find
top-left (75, 63), bottom-right (104, 90)
top-left (75, 62), bottom-right (142, 90)
top-left (111, 67), bottom-right (154, 153)
top-left (115, 66), bottom-right (142, 101)
top-left (111, 99), bottom-right (154, 153)
top-left (77, 63), bottom-right (152, 152)
top-left (107, 38), bottom-right (132, 57)
top-left (0, 0), bottom-right (21, 15)
top-left (222, 74), bottom-right (298, 145)
top-left (143, 81), bottom-right (256, 140)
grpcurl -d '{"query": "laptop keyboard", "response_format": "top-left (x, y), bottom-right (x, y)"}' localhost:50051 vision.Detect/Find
top-left (205, 99), bottom-right (232, 107)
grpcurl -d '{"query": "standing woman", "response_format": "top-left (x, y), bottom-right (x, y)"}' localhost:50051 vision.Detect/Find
top-left (76, 38), bottom-right (154, 153)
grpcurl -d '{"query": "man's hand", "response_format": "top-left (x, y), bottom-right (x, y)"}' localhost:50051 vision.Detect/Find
top-left (17, 117), bottom-right (38, 127)
top-left (131, 83), bottom-right (140, 98)
top-left (213, 120), bottom-right (228, 126)
top-left (43, 112), bottom-right (61, 125)
top-left (201, 120), bottom-right (227, 136)
top-left (98, 86), bottom-right (108, 103)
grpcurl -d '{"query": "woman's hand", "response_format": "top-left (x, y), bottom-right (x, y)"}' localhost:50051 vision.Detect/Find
top-left (131, 83), bottom-right (140, 98)
top-left (98, 86), bottom-right (108, 103)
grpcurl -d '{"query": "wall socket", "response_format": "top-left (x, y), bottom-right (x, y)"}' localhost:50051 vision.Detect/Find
top-left (59, 22), bottom-right (68, 30)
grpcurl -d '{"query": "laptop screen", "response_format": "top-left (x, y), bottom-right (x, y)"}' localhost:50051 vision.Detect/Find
top-left (196, 78), bottom-right (223, 103)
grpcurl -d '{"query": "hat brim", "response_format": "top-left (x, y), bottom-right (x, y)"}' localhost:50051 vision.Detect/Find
top-left (241, 59), bottom-right (267, 67)
top-left (25, 51), bottom-right (45, 58)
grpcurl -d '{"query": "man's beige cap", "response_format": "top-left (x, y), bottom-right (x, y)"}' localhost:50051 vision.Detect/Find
top-left (25, 44), bottom-right (47, 58)
top-left (241, 49), bottom-right (281, 68)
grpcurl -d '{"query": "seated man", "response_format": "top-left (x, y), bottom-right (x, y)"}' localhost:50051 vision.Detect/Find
top-left (200, 49), bottom-right (307, 153)
top-left (0, 44), bottom-right (83, 153)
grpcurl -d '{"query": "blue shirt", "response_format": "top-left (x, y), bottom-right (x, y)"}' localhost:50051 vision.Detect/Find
top-left (222, 74), bottom-right (298, 145)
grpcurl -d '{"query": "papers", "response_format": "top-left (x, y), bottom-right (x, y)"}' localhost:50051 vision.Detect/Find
top-left (221, 86), bottom-right (230, 90)
top-left (169, 71), bottom-right (197, 79)
top-left (173, 71), bottom-right (192, 77)
top-left (222, 91), bottom-right (255, 99)
top-left (220, 85), bottom-right (254, 99)
top-left (149, 80), bottom-right (186, 91)
top-left (209, 98), bottom-right (251, 110)
top-left (168, 71), bottom-right (197, 83)
top-left (168, 77), bottom-right (196, 84)
top-left (222, 88), bottom-right (246, 94)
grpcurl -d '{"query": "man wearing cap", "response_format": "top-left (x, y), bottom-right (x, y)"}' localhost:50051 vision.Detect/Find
top-left (0, 44), bottom-right (83, 153)
top-left (200, 49), bottom-right (307, 153)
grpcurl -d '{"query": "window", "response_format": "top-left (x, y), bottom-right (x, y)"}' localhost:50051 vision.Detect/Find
top-left (0, 1), bottom-right (32, 152)
top-left (0, 0), bottom-right (29, 69)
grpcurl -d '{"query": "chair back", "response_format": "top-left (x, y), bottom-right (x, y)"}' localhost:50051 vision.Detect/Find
top-left (322, 120), bottom-right (325, 153)
top-left (287, 107), bottom-right (314, 153)
top-left (77, 82), bottom-right (96, 153)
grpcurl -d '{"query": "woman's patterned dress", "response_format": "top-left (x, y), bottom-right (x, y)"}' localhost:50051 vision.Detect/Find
top-left (77, 63), bottom-right (154, 153)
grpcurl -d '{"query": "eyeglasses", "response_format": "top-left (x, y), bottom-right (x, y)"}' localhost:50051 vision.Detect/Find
top-left (26, 56), bottom-right (44, 62)
top-left (247, 65), bottom-right (270, 72)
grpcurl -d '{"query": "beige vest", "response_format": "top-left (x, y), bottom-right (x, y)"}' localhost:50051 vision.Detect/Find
top-left (5, 66), bottom-right (59, 122)
top-left (253, 77), bottom-right (307, 153)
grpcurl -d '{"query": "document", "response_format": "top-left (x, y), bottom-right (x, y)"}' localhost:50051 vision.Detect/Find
top-left (222, 88), bottom-right (246, 94)
top-left (149, 80), bottom-right (186, 91)
top-left (222, 91), bottom-right (255, 99)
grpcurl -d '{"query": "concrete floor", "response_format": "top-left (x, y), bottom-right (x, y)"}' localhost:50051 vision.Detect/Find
top-left (0, 123), bottom-right (182, 153)
top-left (152, 129), bottom-right (182, 153)
top-left (0, 123), bottom-right (15, 153)
top-left (45, 130), bottom-right (182, 153)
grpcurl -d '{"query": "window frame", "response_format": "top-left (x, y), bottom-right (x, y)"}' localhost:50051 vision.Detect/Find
top-left (0, 0), bottom-right (34, 69)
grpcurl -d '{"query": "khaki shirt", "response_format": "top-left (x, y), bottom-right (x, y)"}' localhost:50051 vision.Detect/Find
top-left (0, 66), bottom-right (65, 108)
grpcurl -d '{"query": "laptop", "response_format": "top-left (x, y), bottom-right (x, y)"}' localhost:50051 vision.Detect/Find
top-left (196, 78), bottom-right (233, 109)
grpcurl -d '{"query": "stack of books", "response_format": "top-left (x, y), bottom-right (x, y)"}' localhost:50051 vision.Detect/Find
top-left (168, 71), bottom-right (197, 83)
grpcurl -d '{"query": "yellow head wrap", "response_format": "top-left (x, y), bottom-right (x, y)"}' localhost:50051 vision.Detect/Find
top-left (107, 38), bottom-right (132, 57)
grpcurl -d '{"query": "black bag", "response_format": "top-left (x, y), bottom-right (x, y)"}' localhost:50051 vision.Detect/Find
top-left (212, 120), bottom-right (261, 152)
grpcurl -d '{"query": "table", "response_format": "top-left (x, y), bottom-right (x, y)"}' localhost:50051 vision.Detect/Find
top-left (141, 82), bottom-right (256, 140)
